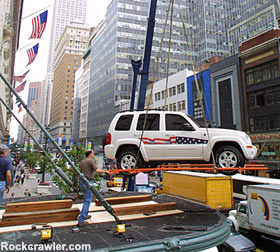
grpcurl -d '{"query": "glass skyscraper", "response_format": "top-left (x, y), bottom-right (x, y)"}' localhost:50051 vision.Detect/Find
top-left (228, 0), bottom-right (280, 55)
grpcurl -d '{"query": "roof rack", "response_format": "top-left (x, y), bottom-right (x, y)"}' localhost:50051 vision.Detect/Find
top-left (120, 108), bottom-right (165, 113)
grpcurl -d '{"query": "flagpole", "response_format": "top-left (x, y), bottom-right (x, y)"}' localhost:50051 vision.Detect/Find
top-left (16, 41), bottom-right (38, 53)
top-left (11, 5), bottom-right (52, 26)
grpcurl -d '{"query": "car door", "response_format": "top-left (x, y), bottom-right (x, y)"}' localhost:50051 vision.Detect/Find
top-left (163, 113), bottom-right (205, 160)
top-left (136, 113), bottom-right (164, 160)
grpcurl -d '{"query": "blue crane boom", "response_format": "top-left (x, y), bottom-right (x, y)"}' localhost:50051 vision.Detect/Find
top-left (137, 0), bottom-right (158, 110)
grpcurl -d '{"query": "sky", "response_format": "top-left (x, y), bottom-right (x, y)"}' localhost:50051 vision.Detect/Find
top-left (10, 0), bottom-right (112, 140)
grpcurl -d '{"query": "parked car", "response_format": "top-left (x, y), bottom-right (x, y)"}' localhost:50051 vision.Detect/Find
top-left (106, 177), bottom-right (123, 187)
top-left (218, 218), bottom-right (256, 252)
top-left (103, 110), bottom-right (257, 175)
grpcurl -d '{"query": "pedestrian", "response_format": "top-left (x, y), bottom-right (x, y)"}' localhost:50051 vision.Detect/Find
top-left (0, 144), bottom-right (12, 204)
top-left (21, 173), bottom-right (25, 185)
top-left (15, 174), bottom-right (20, 186)
top-left (77, 149), bottom-right (107, 226)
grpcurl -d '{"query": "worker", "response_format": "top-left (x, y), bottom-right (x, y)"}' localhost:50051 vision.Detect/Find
top-left (0, 144), bottom-right (12, 204)
top-left (77, 149), bottom-right (107, 226)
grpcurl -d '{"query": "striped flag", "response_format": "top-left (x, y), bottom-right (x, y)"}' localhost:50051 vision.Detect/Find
top-left (13, 70), bottom-right (30, 82)
top-left (29, 10), bottom-right (48, 39)
top-left (17, 103), bottom-right (23, 113)
top-left (140, 136), bottom-right (208, 144)
top-left (15, 81), bottom-right (27, 93)
top-left (26, 43), bottom-right (39, 66)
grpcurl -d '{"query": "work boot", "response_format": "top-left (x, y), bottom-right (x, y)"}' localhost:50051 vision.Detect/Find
top-left (84, 215), bottom-right (91, 220)
top-left (77, 222), bottom-right (88, 227)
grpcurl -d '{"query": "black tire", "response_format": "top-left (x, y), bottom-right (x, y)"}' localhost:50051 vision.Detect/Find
top-left (215, 145), bottom-right (244, 175)
top-left (117, 149), bottom-right (144, 170)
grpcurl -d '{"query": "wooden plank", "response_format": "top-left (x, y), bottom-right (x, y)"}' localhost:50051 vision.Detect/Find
top-left (0, 209), bottom-right (183, 233)
top-left (113, 202), bottom-right (177, 216)
top-left (5, 200), bottom-right (73, 213)
top-left (0, 208), bottom-right (80, 227)
top-left (95, 195), bottom-right (152, 206)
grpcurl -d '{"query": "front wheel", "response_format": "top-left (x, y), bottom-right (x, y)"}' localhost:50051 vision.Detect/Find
top-left (117, 149), bottom-right (143, 170)
top-left (215, 145), bottom-right (244, 175)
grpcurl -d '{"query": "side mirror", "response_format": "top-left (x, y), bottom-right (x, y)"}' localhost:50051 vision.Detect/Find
top-left (182, 123), bottom-right (195, 131)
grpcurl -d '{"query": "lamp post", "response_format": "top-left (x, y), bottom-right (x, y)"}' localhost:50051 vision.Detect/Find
top-left (41, 125), bottom-right (50, 183)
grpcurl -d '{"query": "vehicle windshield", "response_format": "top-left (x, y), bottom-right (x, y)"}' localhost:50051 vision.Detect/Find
top-left (186, 114), bottom-right (204, 128)
top-left (115, 178), bottom-right (122, 182)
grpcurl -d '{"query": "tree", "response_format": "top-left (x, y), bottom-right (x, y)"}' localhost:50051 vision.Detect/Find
top-left (37, 151), bottom-right (54, 182)
top-left (23, 150), bottom-right (41, 173)
top-left (52, 146), bottom-right (102, 196)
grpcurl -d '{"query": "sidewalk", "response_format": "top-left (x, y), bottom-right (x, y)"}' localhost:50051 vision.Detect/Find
top-left (3, 173), bottom-right (60, 202)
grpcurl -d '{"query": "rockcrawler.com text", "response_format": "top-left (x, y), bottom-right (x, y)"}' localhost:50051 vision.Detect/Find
top-left (1, 242), bottom-right (91, 251)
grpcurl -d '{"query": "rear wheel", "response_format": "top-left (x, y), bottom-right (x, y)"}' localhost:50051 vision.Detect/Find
top-left (215, 145), bottom-right (244, 175)
top-left (117, 149), bottom-right (143, 170)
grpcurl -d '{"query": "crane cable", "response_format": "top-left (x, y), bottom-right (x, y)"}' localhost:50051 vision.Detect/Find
top-left (175, 0), bottom-right (217, 167)
top-left (134, 0), bottom-right (172, 171)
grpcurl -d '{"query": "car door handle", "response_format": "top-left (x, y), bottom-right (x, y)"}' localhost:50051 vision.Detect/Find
top-left (165, 133), bottom-right (175, 137)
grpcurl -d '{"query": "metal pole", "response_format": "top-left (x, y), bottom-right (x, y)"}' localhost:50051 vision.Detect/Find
top-left (0, 97), bottom-right (75, 189)
top-left (130, 59), bottom-right (142, 111)
top-left (0, 72), bottom-right (120, 223)
top-left (137, 0), bottom-right (158, 110)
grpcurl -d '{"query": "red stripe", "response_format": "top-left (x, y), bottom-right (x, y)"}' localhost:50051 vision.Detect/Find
top-left (154, 138), bottom-right (170, 141)
top-left (141, 137), bottom-right (154, 141)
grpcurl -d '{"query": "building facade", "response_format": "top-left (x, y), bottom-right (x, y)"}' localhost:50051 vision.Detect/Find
top-left (210, 55), bottom-right (244, 130)
top-left (228, 0), bottom-right (280, 55)
top-left (24, 81), bottom-right (42, 143)
top-left (153, 69), bottom-right (190, 113)
top-left (239, 29), bottom-right (280, 171)
top-left (0, 0), bottom-right (23, 144)
top-left (44, 0), bottom-right (87, 127)
top-left (72, 65), bottom-right (83, 145)
top-left (49, 20), bottom-right (90, 146)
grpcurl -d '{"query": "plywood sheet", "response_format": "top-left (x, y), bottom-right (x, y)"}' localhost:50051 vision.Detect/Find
top-left (90, 209), bottom-right (183, 223)
top-left (73, 201), bottom-right (157, 212)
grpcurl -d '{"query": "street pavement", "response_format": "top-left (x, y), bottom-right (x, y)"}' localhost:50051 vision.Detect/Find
top-left (3, 172), bottom-right (60, 202)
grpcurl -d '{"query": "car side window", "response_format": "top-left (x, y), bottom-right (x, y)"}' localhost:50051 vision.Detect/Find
top-left (115, 115), bottom-right (133, 131)
top-left (137, 114), bottom-right (160, 131)
top-left (166, 114), bottom-right (192, 131)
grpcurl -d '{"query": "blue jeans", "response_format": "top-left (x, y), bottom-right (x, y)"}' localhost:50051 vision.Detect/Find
top-left (0, 181), bottom-right (6, 204)
top-left (78, 180), bottom-right (94, 224)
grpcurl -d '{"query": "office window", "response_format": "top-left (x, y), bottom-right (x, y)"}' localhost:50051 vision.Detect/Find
top-left (245, 60), bottom-right (280, 85)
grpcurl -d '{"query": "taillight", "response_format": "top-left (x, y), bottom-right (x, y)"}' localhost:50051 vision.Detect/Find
top-left (106, 132), bottom-right (111, 145)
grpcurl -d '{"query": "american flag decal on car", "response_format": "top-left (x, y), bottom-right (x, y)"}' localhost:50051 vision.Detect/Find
top-left (140, 137), bottom-right (208, 144)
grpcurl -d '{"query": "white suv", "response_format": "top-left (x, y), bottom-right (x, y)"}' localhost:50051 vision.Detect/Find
top-left (103, 110), bottom-right (257, 175)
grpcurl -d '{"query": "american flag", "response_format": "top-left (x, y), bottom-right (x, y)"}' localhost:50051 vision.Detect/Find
top-left (140, 137), bottom-right (208, 144)
top-left (26, 44), bottom-right (39, 66)
top-left (17, 103), bottom-right (23, 113)
top-left (15, 81), bottom-right (27, 93)
top-left (29, 10), bottom-right (48, 39)
top-left (13, 70), bottom-right (30, 82)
